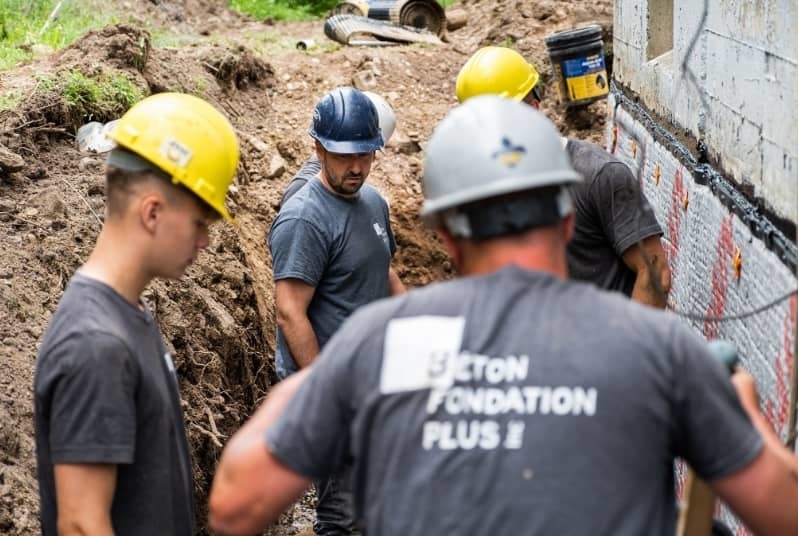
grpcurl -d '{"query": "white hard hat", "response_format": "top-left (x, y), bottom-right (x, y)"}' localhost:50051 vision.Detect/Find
top-left (421, 95), bottom-right (581, 228)
top-left (362, 91), bottom-right (396, 144)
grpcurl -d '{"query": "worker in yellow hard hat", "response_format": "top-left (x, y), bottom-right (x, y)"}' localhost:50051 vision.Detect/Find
top-left (456, 45), bottom-right (543, 105)
top-left (34, 92), bottom-right (239, 535)
top-left (455, 46), bottom-right (671, 309)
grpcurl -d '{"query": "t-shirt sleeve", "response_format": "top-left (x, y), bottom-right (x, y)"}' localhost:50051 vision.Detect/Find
top-left (265, 317), bottom-right (366, 480)
top-left (670, 327), bottom-right (763, 480)
top-left (384, 203), bottom-right (397, 257)
top-left (44, 331), bottom-right (138, 464)
top-left (280, 156), bottom-right (321, 207)
top-left (592, 162), bottom-right (662, 255)
top-left (280, 178), bottom-right (308, 208)
top-left (269, 216), bottom-right (328, 285)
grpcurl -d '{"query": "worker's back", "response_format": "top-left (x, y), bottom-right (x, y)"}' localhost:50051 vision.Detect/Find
top-left (565, 138), bottom-right (662, 295)
top-left (265, 265), bottom-right (760, 535)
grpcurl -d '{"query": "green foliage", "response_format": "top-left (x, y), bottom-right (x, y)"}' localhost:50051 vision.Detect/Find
top-left (0, 0), bottom-right (115, 70)
top-left (228, 0), bottom-right (331, 21)
top-left (0, 91), bottom-right (22, 112)
top-left (40, 69), bottom-right (145, 122)
top-left (229, 0), bottom-right (455, 21)
top-left (501, 36), bottom-right (515, 48)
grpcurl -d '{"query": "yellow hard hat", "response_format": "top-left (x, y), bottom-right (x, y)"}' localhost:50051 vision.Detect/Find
top-left (107, 92), bottom-right (240, 221)
top-left (455, 46), bottom-right (540, 103)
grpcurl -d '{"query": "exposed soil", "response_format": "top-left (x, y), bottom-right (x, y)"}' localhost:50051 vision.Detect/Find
top-left (0, 0), bottom-right (611, 533)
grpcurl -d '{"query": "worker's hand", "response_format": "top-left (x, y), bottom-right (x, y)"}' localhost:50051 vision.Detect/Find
top-left (731, 370), bottom-right (760, 416)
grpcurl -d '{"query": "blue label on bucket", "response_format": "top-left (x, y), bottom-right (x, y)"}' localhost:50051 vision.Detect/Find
top-left (561, 53), bottom-right (608, 101)
top-left (562, 54), bottom-right (605, 77)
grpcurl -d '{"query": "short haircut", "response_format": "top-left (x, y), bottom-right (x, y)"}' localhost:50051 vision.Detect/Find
top-left (443, 186), bottom-right (569, 240)
top-left (104, 149), bottom-right (219, 221)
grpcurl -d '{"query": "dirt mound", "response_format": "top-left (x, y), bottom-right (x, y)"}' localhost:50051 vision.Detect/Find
top-left (0, 0), bottom-right (612, 533)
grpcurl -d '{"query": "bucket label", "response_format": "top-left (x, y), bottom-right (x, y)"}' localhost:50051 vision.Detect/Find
top-left (561, 53), bottom-right (609, 101)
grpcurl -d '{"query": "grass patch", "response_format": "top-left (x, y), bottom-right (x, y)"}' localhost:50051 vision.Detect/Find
top-left (229, 0), bottom-right (327, 21)
top-left (0, 91), bottom-right (23, 112)
top-left (39, 69), bottom-right (145, 123)
top-left (0, 0), bottom-right (116, 70)
top-left (230, 0), bottom-right (456, 21)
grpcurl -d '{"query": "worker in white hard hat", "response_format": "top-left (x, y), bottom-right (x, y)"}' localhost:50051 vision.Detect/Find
top-left (208, 96), bottom-right (798, 536)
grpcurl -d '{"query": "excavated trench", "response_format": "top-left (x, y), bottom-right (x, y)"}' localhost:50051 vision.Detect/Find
top-left (0, 1), bottom-right (613, 533)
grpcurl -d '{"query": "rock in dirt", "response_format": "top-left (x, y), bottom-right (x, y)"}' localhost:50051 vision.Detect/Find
top-left (445, 8), bottom-right (469, 31)
top-left (391, 130), bottom-right (422, 155)
top-left (352, 69), bottom-right (378, 91)
top-left (0, 144), bottom-right (25, 174)
top-left (266, 154), bottom-right (287, 181)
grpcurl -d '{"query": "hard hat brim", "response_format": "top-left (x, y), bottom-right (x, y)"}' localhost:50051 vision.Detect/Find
top-left (420, 169), bottom-right (583, 220)
top-left (317, 136), bottom-right (384, 154)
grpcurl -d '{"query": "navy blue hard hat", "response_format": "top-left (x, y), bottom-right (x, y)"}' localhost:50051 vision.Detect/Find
top-left (309, 86), bottom-right (384, 154)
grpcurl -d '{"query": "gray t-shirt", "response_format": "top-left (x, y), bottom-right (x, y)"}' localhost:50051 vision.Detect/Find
top-left (269, 177), bottom-right (397, 378)
top-left (280, 154), bottom-right (321, 208)
top-left (566, 138), bottom-right (663, 295)
top-left (266, 266), bottom-right (762, 535)
top-left (34, 274), bottom-right (195, 536)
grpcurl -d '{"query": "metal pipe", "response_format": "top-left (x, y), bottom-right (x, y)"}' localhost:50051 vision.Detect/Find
top-left (39, 0), bottom-right (68, 37)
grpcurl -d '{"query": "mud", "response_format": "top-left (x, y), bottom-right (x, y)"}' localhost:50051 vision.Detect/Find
top-left (0, 0), bottom-right (611, 533)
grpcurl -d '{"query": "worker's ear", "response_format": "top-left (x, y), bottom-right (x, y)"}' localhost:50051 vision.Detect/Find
top-left (437, 228), bottom-right (461, 270)
top-left (562, 212), bottom-right (575, 244)
top-left (524, 94), bottom-right (541, 110)
top-left (139, 191), bottom-right (165, 235)
top-left (314, 140), bottom-right (324, 161)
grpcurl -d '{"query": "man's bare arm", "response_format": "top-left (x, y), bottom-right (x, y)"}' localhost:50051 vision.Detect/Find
top-left (209, 369), bottom-right (313, 536)
top-left (275, 278), bottom-right (320, 368)
top-left (710, 372), bottom-right (798, 535)
top-left (388, 266), bottom-right (406, 296)
top-left (54, 463), bottom-right (116, 536)
top-left (622, 235), bottom-right (671, 308)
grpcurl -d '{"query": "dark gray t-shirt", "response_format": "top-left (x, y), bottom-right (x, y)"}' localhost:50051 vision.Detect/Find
top-left (566, 138), bottom-right (663, 295)
top-left (34, 274), bottom-right (195, 536)
top-left (269, 177), bottom-right (397, 378)
top-left (280, 154), bottom-right (321, 208)
top-left (266, 266), bottom-right (762, 535)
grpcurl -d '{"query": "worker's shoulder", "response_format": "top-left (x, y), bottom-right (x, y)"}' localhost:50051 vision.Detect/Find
top-left (351, 275), bottom-right (469, 322)
top-left (273, 182), bottom-right (333, 224)
top-left (559, 277), bottom-right (678, 336)
top-left (567, 138), bottom-right (630, 176)
top-left (566, 137), bottom-right (613, 160)
top-left (357, 183), bottom-right (390, 206)
top-left (38, 275), bottom-right (142, 361)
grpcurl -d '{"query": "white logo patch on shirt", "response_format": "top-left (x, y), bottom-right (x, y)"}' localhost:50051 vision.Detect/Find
top-left (163, 351), bottom-right (176, 373)
top-left (379, 315), bottom-right (599, 452)
top-left (380, 315), bottom-right (465, 394)
top-left (372, 222), bottom-right (389, 247)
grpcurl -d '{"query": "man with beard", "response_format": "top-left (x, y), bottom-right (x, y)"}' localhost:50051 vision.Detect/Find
top-left (267, 86), bottom-right (405, 535)
top-left (279, 91), bottom-right (397, 208)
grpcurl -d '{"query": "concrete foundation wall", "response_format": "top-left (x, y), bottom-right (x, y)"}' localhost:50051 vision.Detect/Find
top-left (607, 94), bottom-right (795, 533)
top-left (613, 0), bottom-right (798, 222)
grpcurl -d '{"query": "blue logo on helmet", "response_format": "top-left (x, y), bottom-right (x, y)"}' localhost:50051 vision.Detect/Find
top-left (492, 137), bottom-right (526, 167)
